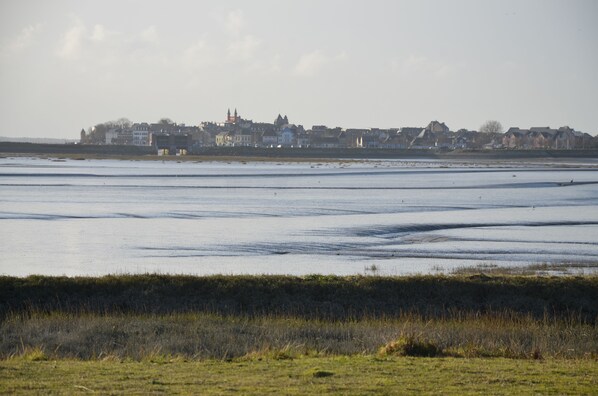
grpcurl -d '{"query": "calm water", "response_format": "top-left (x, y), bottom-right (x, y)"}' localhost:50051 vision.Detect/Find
top-left (1, 156), bottom-right (598, 276)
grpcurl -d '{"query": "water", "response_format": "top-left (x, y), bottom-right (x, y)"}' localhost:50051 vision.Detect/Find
top-left (1, 156), bottom-right (597, 276)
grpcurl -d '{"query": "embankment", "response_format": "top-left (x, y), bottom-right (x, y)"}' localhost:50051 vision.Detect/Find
top-left (0, 142), bottom-right (156, 156)
top-left (2, 142), bottom-right (598, 160)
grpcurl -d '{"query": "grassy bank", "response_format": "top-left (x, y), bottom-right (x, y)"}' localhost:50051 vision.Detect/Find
top-left (2, 274), bottom-right (597, 321)
top-left (2, 356), bottom-right (596, 395)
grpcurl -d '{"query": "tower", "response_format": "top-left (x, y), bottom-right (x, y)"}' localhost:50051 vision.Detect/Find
top-left (226, 108), bottom-right (240, 124)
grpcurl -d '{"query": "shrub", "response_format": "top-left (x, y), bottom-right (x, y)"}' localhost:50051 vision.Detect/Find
top-left (379, 336), bottom-right (443, 357)
top-left (306, 368), bottom-right (334, 378)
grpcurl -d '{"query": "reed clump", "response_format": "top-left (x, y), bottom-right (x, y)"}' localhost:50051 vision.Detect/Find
top-left (379, 336), bottom-right (443, 357)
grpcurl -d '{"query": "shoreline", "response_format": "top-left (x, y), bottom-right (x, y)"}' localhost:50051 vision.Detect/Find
top-left (3, 151), bottom-right (598, 169)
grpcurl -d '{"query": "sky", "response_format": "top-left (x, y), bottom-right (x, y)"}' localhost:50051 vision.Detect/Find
top-left (1, 0), bottom-right (597, 138)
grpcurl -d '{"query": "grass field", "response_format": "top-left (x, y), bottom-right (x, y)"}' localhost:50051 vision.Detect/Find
top-left (2, 356), bottom-right (597, 395)
top-left (1, 274), bottom-right (596, 394)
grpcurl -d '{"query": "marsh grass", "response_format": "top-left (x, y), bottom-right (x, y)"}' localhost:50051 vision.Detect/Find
top-left (451, 262), bottom-right (598, 276)
top-left (18, 346), bottom-right (48, 362)
top-left (2, 274), bottom-right (597, 321)
top-left (1, 311), bottom-right (595, 361)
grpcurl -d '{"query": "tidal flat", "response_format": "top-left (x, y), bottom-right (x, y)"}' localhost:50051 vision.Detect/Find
top-left (1, 156), bottom-right (597, 276)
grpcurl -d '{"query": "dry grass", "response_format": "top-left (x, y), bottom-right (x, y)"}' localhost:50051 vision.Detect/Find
top-left (1, 311), bottom-right (595, 361)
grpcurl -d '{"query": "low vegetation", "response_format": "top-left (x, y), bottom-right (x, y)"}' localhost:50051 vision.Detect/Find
top-left (1, 310), bottom-right (595, 361)
top-left (1, 274), bottom-right (597, 393)
top-left (379, 336), bottom-right (444, 358)
top-left (449, 262), bottom-right (598, 276)
top-left (2, 274), bottom-right (597, 321)
top-left (1, 274), bottom-right (596, 363)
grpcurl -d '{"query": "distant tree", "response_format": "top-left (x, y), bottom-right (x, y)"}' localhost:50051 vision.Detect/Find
top-left (158, 118), bottom-right (174, 125)
top-left (88, 124), bottom-right (108, 144)
top-left (114, 117), bottom-right (132, 128)
top-left (479, 120), bottom-right (503, 134)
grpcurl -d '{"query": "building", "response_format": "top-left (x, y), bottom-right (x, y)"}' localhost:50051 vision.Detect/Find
top-left (261, 130), bottom-right (279, 147)
top-left (409, 129), bottom-right (436, 149)
top-left (226, 108), bottom-right (241, 124)
top-left (274, 114), bottom-right (289, 128)
top-left (215, 132), bottom-right (233, 147)
top-left (502, 127), bottom-right (529, 148)
top-left (296, 133), bottom-right (311, 148)
top-left (425, 121), bottom-right (450, 134)
top-left (151, 133), bottom-right (192, 154)
top-left (278, 126), bottom-right (296, 147)
top-left (233, 129), bottom-right (253, 147)
top-left (132, 123), bottom-right (150, 146)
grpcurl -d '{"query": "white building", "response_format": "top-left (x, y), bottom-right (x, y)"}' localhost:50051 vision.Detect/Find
top-left (278, 127), bottom-right (295, 147)
top-left (132, 123), bottom-right (150, 146)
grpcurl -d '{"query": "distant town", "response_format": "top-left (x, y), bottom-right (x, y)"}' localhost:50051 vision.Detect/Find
top-left (79, 109), bottom-right (597, 155)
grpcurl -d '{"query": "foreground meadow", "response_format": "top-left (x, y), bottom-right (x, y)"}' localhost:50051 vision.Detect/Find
top-left (2, 356), bottom-right (597, 395)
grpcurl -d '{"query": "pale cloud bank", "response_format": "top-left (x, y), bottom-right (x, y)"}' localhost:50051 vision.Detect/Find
top-left (293, 50), bottom-right (347, 77)
top-left (225, 9), bottom-right (245, 36)
top-left (5, 24), bottom-right (43, 52)
top-left (391, 54), bottom-right (456, 79)
top-left (227, 34), bottom-right (260, 62)
top-left (56, 16), bottom-right (88, 60)
top-left (139, 26), bottom-right (159, 45)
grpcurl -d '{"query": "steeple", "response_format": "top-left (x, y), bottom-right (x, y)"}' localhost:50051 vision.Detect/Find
top-left (275, 114), bottom-right (284, 127)
top-left (227, 108), bottom-right (231, 118)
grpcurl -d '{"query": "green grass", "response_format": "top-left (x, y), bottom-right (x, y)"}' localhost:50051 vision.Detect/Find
top-left (1, 356), bottom-right (596, 395)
